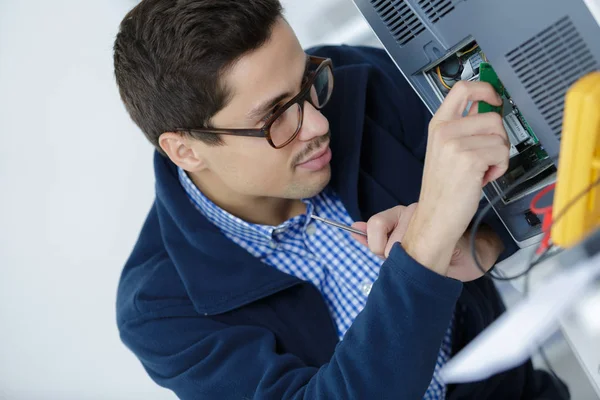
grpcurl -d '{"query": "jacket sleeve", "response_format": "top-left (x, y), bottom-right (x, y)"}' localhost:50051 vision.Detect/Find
top-left (119, 244), bottom-right (463, 399)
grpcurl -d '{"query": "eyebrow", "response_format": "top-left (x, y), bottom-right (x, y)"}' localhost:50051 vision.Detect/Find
top-left (247, 54), bottom-right (311, 121)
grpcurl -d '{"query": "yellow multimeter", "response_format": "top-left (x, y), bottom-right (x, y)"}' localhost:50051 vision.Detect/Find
top-left (552, 71), bottom-right (600, 248)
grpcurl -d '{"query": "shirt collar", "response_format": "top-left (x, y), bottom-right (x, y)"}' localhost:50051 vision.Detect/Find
top-left (177, 167), bottom-right (314, 247)
top-left (150, 60), bottom-right (371, 316)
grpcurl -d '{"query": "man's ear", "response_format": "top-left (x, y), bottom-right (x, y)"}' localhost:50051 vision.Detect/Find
top-left (159, 132), bottom-right (207, 172)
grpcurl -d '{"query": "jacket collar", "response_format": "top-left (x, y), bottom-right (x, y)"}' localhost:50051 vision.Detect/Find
top-left (325, 64), bottom-right (369, 222)
top-left (155, 153), bottom-right (299, 315)
top-left (154, 63), bottom-right (371, 315)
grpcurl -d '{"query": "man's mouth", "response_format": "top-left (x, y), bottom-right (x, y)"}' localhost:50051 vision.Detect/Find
top-left (296, 141), bottom-right (332, 171)
top-left (298, 143), bottom-right (330, 164)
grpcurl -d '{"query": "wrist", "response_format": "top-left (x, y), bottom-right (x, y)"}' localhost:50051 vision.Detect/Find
top-left (402, 210), bottom-right (457, 276)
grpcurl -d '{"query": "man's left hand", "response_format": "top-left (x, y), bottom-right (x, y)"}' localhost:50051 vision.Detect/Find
top-left (351, 204), bottom-right (504, 282)
top-left (447, 225), bottom-right (504, 281)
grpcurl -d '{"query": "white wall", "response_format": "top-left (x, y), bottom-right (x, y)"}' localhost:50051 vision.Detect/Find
top-left (0, 1), bottom-right (373, 399)
top-left (0, 1), bottom-right (163, 399)
top-left (1, 0), bottom-right (597, 399)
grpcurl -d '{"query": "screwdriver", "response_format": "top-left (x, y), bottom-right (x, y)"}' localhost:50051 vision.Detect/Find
top-left (310, 215), bottom-right (367, 237)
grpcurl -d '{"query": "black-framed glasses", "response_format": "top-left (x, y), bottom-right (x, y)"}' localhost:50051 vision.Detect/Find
top-left (173, 55), bottom-right (334, 149)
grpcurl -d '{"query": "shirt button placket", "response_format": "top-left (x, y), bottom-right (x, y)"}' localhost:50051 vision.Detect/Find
top-left (306, 223), bottom-right (317, 236)
top-left (360, 281), bottom-right (373, 296)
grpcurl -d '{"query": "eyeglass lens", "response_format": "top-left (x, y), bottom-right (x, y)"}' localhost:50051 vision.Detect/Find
top-left (269, 65), bottom-right (333, 148)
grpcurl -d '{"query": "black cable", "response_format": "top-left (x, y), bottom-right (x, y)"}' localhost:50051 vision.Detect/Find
top-left (481, 176), bottom-right (599, 399)
top-left (467, 163), bottom-right (559, 281)
top-left (470, 175), bottom-right (600, 281)
top-left (519, 181), bottom-right (599, 400)
top-left (504, 178), bottom-right (600, 399)
top-left (463, 163), bottom-right (599, 398)
top-left (467, 168), bottom-right (600, 399)
top-left (541, 176), bottom-right (600, 233)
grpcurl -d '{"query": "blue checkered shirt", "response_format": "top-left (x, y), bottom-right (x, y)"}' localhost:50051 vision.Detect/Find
top-left (178, 167), bottom-right (454, 399)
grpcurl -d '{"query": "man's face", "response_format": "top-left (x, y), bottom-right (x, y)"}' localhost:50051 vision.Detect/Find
top-left (189, 18), bottom-right (331, 200)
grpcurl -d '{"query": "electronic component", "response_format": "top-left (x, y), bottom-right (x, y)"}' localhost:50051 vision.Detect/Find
top-left (430, 43), bottom-right (483, 93)
top-left (491, 144), bottom-right (556, 204)
top-left (436, 66), bottom-right (454, 90)
top-left (357, 0), bottom-right (600, 249)
top-left (424, 41), bottom-right (557, 206)
top-left (460, 60), bottom-right (475, 81)
top-left (525, 210), bottom-right (542, 227)
top-left (478, 63), bottom-right (504, 114)
top-left (504, 113), bottom-right (530, 144)
top-left (467, 53), bottom-right (484, 73)
top-left (426, 44), bottom-right (542, 156)
top-left (439, 56), bottom-right (463, 79)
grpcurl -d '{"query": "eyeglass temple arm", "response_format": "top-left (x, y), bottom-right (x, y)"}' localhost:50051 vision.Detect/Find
top-left (175, 128), bottom-right (266, 138)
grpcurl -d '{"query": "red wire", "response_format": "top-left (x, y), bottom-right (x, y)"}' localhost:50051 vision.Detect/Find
top-left (529, 183), bottom-right (556, 254)
top-left (530, 183), bottom-right (555, 214)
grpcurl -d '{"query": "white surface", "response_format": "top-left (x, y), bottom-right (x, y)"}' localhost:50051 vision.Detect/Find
top-left (0, 0), bottom-right (375, 399)
top-left (495, 247), bottom-right (600, 399)
top-left (584, 0), bottom-right (600, 25)
top-left (0, 1), bottom-right (166, 399)
top-left (560, 302), bottom-right (600, 397)
top-left (441, 251), bottom-right (600, 385)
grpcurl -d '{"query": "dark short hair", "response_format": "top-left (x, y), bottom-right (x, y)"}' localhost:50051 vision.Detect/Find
top-left (113, 0), bottom-right (284, 151)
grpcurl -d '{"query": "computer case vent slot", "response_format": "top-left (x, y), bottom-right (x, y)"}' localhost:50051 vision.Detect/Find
top-left (505, 16), bottom-right (599, 140)
top-left (370, 0), bottom-right (426, 46)
top-left (416, 0), bottom-right (455, 24)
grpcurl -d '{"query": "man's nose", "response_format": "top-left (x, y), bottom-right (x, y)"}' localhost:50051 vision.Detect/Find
top-left (296, 100), bottom-right (330, 142)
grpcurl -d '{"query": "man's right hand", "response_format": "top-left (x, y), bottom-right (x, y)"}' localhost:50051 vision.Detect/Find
top-left (402, 81), bottom-right (509, 276)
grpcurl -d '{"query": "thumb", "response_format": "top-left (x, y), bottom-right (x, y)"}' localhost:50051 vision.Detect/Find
top-left (383, 203), bottom-right (418, 257)
top-left (351, 222), bottom-right (368, 247)
top-left (383, 229), bottom-right (404, 258)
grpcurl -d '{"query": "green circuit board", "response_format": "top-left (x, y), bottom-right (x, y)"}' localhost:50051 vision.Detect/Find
top-left (478, 62), bottom-right (505, 114)
top-left (515, 108), bottom-right (539, 143)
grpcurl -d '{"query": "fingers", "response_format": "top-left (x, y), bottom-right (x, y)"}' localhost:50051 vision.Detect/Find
top-left (383, 203), bottom-right (417, 257)
top-left (435, 81), bottom-right (502, 121)
top-left (366, 210), bottom-right (399, 256)
top-left (350, 206), bottom-right (408, 257)
top-left (481, 156), bottom-right (510, 185)
top-left (434, 112), bottom-right (509, 143)
top-left (467, 101), bottom-right (479, 117)
top-left (444, 134), bottom-right (510, 186)
top-left (351, 222), bottom-right (368, 247)
top-left (449, 132), bottom-right (509, 151)
top-left (472, 144), bottom-right (510, 184)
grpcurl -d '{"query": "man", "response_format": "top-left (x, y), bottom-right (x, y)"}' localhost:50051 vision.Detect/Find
top-left (114, 0), bottom-right (567, 398)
